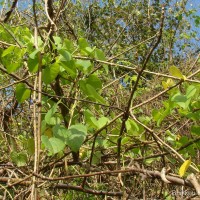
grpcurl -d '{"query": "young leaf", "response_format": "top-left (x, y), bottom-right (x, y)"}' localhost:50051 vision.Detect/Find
top-left (162, 78), bottom-right (174, 89)
top-left (169, 66), bottom-right (185, 79)
top-left (179, 158), bottom-right (191, 177)
top-left (16, 83), bottom-right (31, 103)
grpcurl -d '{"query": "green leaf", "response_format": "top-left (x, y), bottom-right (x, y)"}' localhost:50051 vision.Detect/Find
top-left (186, 85), bottom-right (197, 99)
top-left (53, 125), bottom-right (69, 143)
top-left (85, 47), bottom-right (94, 54)
top-left (29, 49), bottom-right (40, 59)
top-left (169, 66), bottom-right (185, 79)
top-left (41, 135), bottom-right (65, 155)
top-left (67, 124), bottom-right (87, 152)
top-left (145, 158), bottom-right (157, 164)
top-left (28, 57), bottom-right (38, 72)
top-left (91, 151), bottom-right (102, 164)
top-left (171, 94), bottom-right (187, 102)
top-left (78, 38), bottom-right (89, 49)
top-left (45, 104), bottom-right (61, 125)
top-left (58, 49), bottom-right (71, 61)
top-left (191, 126), bottom-right (200, 135)
top-left (60, 60), bottom-right (77, 78)
top-left (121, 137), bottom-right (130, 145)
top-left (90, 117), bottom-right (109, 129)
top-left (96, 117), bottom-right (109, 128)
top-left (86, 84), bottom-right (107, 104)
top-left (42, 62), bottom-right (60, 84)
top-left (179, 158), bottom-right (191, 177)
top-left (75, 59), bottom-right (92, 73)
top-left (1, 45), bottom-right (15, 57)
top-left (63, 39), bottom-right (75, 53)
top-left (7, 63), bottom-right (21, 73)
top-left (49, 137), bottom-right (65, 154)
top-left (10, 151), bottom-right (27, 167)
top-left (87, 75), bottom-right (102, 90)
top-left (53, 36), bottom-right (62, 46)
top-left (16, 83), bottom-right (31, 103)
top-left (2, 46), bottom-right (26, 73)
top-left (94, 48), bottom-right (106, 61)
top-left (152, 107), bottom-right (170, 127)
top-left (126, 119), bottom-right (140, 136)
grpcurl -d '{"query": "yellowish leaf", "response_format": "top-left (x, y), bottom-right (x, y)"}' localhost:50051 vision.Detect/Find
top-left (162, 78), bottom-right (174, 89)
top-left (169, 65), bottom-right (184, 79)
top-left (44, 128), bottom-right (53, 138)
top-left (179, 158), bottom-right (191, 177)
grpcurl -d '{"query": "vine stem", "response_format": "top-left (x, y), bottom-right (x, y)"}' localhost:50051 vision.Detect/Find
top-left (117, 5), bottom-right (165, 169)
top-left (30, 27), bottom-right (42, 200)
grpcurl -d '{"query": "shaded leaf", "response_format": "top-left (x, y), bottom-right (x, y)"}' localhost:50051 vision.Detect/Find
top-left (42, 62), bottom-right (60, 84)
top-left (10, 151), bottom-right (27, 167)
top-left (67, 124), bottom-right (87, 152)
top-left (16, 83), bottom-right (31, 103)
top-left (53, 124), bottom-right (69, 143)
top-left (28, 57), bottom-right (38, 72)
top-left (41, 135), bottom-right (65, 155)
top-left (78, 38), bottom-right (89, 49)
top-left (86, 84), bottom-right (106, 104)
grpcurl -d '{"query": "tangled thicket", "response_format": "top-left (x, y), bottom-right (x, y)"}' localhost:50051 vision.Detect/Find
top-left (0, 0), bottom-right (200, 199)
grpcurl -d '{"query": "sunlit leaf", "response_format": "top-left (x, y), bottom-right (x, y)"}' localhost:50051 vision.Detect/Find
top-left (179, 158), bottom-right (191, 177)
top-left (1, 45), bottom-right (15, 57)
top-left (169, 66), bottom-right (184, 79)
top-left (58, 49), bottom-right (71, 61)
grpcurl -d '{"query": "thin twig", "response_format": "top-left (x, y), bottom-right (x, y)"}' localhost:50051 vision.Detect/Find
top-left (3, 0), bottom-right (18, 23)
top-left (117, 6), bottom-right (165, 169)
